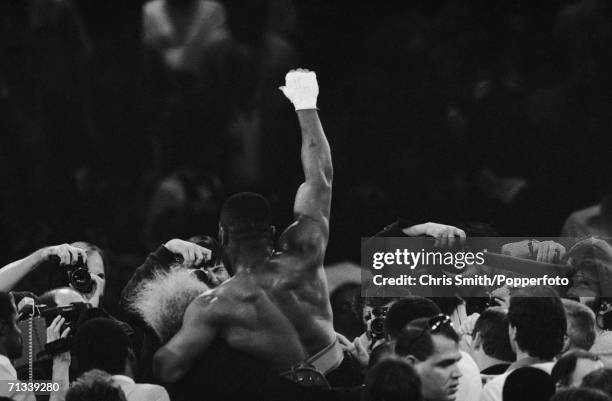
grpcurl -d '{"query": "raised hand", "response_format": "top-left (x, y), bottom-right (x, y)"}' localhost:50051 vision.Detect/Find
top-left (47, 315), bottom-right (71, 364)
top-left (164, 239), bottom-right (212, 268)
top-left (533, 240), bottom-right (565, 264)
top-left (279, 68), bottom-right (319, 110)
top-left (41, 244), bottom-right (88, 266)
top-left (402, 222), bottom-right (466, 248)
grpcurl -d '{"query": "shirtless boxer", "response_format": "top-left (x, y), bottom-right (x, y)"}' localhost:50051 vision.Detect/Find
top-left (154, 69), bottom-right (340, 384)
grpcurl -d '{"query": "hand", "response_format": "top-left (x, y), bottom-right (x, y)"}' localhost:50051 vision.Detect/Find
top-left (336, 332), bottom-right (370, 368)
top-left (47, 315), bottom-right (71, 364)
top-left (352, 334), bottom-right (370, 368)
top-left (489, 285), bottom-right (511, 308)
top-left (164, 239), bottom-right (212, 268)
top-left (533, 240), bottom-right (565, 264)
top-left (460, 313), bottom-right (480, 337)
top-left (40, 244), bottom-right (87, 266)
top-left (402, 222), bottom-right (466, 248)
top-left (279, 69), bottom-right (319, 110)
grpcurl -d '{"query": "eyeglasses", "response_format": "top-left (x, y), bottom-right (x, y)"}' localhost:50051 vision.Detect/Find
top-left (428, 314), bottom-right (453, 332)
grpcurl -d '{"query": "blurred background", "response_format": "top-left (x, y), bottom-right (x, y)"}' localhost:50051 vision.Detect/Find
top-left (2, 0), bottom-right (612, 313)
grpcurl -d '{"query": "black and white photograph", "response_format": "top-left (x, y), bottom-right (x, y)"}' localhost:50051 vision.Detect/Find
top-left (2, 1), bottom-right (612, 400)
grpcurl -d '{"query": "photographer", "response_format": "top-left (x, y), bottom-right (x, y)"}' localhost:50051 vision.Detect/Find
top-left (0, 242), bottom-right (105, 309)
top-left (0, 244), bottom-right (87, 293)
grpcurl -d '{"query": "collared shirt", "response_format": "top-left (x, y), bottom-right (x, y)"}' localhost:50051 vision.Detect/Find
top-left (111, 374), bottom-right (170, 401)
top-left (0, 354), bottom-right (36, 401)
top-left (480, 357), bottom-right (554, 401)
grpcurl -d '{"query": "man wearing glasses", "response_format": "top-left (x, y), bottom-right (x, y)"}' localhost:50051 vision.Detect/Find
top-left (395, 314), bottom-right (463, 401)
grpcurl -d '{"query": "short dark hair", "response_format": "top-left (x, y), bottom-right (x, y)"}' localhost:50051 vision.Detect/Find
top-left (508, 287), bottom-right (567, 359)
top-left (364, 358), bottom-right (423, 401)
top-left (551, 350), bottom-right (600, 388)
top-left (385, 297), bottom-right (441, 339)
top-left (66, 370), bottom-right (127, 401)
top-left (73, 318), bottom-right (131, 375)
top-left (473, 307), bottom-right (515, 362)
top-left (563, 298), bottom-right (597, 350)
top-left (550, 388), bottom-right (612, 401)
top-left (0, 292), bottom-right (15, 325)
top-left (395, 326), bottom-right (434, 361)
top-left (582, 368), bottom-right (612, 397)
top-left (503, 367), bottom-right (555, 401)
top-left (220, 192), bottom-right (272, 239)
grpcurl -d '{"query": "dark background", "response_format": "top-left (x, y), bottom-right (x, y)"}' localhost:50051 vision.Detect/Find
top-left (1, 0), bottom-right (612, 313)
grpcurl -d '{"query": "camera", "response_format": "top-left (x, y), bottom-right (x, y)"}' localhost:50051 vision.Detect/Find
top-left (64, 257), bottom-right (94, 293)
top-left (15, 301), bottom-right (92, 369)
top-left (369, 306), bottom-right (389, 342)
top-left (48, 254), bottom-right (94, 293)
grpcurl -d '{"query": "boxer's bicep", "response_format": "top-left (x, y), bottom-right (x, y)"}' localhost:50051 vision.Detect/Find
top-left (153, 300), bottom-right (218, 383)
top-left (277, 216), bottom-right (327, 266)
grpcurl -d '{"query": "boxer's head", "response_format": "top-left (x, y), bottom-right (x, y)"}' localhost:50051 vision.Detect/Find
top-left (219, 192), bottom-right (275, 268)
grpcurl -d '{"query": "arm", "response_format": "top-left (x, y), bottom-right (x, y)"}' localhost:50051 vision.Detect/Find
top-left (152, 294), bottom-right (218, 383)
top-left (0, 245), bottom-right (86, 292)
top-left (47, 316), bottom-right (71, 401)
top-left (278, 70), bottom-right (332, 261)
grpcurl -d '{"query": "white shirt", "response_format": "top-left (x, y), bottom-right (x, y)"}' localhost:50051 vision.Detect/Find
top-left (480, 360), bottom-right (554, 401)
top-left (456, 351), bottom-right (483, 401)
top-left (111, 375), bottom-right (171, 401)
top-left (0, 354), bottom-right (36, 401)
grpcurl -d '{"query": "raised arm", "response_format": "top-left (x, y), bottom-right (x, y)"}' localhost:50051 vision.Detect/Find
top-left (0, 245), bottom-right (86, 292)
top-left (278, 69), bottom-right (332, 259)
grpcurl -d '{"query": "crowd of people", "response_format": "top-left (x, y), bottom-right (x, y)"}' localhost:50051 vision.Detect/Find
top-left (2, 0), bottom-right (612, 401)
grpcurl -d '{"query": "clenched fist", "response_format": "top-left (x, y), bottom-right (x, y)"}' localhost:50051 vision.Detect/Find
top-left (279, 69), bottom-right (319, 110)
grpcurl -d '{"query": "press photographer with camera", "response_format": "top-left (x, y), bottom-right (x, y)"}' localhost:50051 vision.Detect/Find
top-left (0, 242), bottom-right (106, 308)
top-left (0, 244), bottom-right (87, 294)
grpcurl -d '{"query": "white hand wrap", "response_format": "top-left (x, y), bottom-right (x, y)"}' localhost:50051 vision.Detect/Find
top-left (279, 69), bottom-right (319, 110)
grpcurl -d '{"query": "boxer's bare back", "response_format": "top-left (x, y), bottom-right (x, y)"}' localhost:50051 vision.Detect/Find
top-left (154, 70), bottom-right (335, 383)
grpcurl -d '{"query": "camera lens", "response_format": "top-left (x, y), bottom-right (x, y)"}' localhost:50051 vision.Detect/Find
top-left (71, 268), bottom-right (93, 293)
top-left (371, 317), bottom-right (385, 336)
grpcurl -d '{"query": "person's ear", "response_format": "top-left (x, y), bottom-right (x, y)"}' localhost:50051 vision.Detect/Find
top-left (404, 354), bottom-right (418, 365)
top-left (561, 334), bottom-right (570, 354)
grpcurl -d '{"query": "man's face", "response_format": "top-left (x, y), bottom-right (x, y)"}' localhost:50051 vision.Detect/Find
top-left (3, 299), bottom-right (23, 359)
top-left (567, 263), bottom-right (600, 298)
top-left (205, 264), bottom-right (230, 287)
top-left (414, 334), bottom-right (462, 401)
